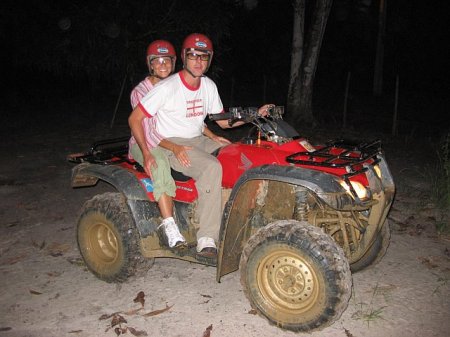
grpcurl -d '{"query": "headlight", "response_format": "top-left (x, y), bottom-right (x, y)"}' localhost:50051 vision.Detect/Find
top-left (373, 164), bottom-right (382, 179)
top-left (339, 180), bottom-right (369, 200)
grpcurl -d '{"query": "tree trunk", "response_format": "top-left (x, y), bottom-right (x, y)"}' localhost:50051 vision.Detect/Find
top-left (287, 0), bottom-right (333, 127)
top-left (287, 0), bottom-right (305, 123)
top-left (300, 0), bottom-right (333, 124)
top-left (373, 0), bottom-right (386, 96)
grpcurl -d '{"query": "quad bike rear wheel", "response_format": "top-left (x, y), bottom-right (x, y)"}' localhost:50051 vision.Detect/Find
top-left (350, 220), bottom-right (391, 273)
top-left (77, 192), bottom-right (154, 283)
top-left (240, 220), bottom-right (352, 332)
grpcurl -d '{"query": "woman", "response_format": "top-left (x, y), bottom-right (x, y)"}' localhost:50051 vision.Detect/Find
top-left (128, 39), bottom-right (186, 248)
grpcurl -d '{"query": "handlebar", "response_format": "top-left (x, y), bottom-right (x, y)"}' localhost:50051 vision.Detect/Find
top-left (208, 106), bottom-right (284, 123)
top-left (207, 106), bottom-right (296, 143)
top-left (208, 112), bottom-right (233, 121)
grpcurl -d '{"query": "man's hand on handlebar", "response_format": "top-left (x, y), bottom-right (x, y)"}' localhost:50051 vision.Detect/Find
top-left (258, 104), bottom-right (275, 117)
top-left (209, 104), bottom-right (280, 129)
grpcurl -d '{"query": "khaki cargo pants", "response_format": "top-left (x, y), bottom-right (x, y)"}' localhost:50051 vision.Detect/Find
top-left (159, 136), bottom-right (223, 242)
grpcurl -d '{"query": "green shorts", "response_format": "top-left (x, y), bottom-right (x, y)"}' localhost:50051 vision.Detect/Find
top-left (130, 144), bottom-right (176, 201)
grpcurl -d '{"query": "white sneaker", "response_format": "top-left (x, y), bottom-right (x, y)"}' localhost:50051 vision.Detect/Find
top-left (158, 218), bottom-right (186, 248)
top-left (196, 237), bottom-right (216, 253)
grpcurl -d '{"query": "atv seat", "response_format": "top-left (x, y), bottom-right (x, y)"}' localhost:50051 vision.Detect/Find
top-left (68, 137), bottom-right (222, 183)
top-left (133, 146), bottom-right (223, 182)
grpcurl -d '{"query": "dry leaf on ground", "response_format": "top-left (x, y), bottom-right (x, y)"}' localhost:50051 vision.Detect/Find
top-left (47, 242), bottom-right (71, 257)
top-left (114, 326), bottom-right (127, 336)
top-left (133, 291), bottom-right (145, 307)
top-left (419, 256), bottom-right (440, 269)
top-left (31, 239), bottom-right (46, 250)
top-left (66, 256), bottom-right (85, 266)
top-left (202, 324), bottom-right (213, 337)
top-left (128, 327), bottom-right (148, 336)
top-left (1, 253), bottom-right (28, 265)
top-left (99, 312), bottom-right (120, 321)
top-left (344, 328), bottom-right (354, 337)
top-left (123, 307), bottom-right (143, 316)
top-left (142, 303), bottom-right (173, 317)
top-left (110, 313), bottom-right (127, 327)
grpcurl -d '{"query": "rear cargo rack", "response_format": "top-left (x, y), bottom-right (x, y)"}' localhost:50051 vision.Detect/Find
top-left (67, 136), bottom-right (131, 165)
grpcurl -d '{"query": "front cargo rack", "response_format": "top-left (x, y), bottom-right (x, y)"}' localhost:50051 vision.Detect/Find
top-left (286, 140), bottom-right (383, 204)
top-left (286, 139), bottom-right (382, 171)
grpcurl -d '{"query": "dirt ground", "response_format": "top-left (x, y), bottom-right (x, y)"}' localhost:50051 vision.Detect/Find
top-left (1, 122), bottom-right (449, 337)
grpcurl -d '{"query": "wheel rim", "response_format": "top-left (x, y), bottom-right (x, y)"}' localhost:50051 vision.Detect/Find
top-left (257, 249), bottom-right (319, 313)
top-left (87, 222), bottom-right (119, 264)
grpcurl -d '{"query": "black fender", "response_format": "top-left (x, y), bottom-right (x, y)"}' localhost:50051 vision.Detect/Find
top-left (216, 164), bottom-right (354, 280)
top-left (71, 163), bottom-right (160, 237)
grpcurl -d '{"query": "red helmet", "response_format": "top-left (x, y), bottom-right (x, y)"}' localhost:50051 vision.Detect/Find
top-left (146, 40), bottom-right (176, 74)
top-left (181, 33), bottom-right (213, 71)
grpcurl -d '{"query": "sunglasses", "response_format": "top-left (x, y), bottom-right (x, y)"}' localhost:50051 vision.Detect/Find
top-left (186, 52), bottom-right (210, 61)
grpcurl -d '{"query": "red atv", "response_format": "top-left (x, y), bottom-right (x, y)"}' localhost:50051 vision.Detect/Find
top-left (68, 106), bottom-right (395, 332)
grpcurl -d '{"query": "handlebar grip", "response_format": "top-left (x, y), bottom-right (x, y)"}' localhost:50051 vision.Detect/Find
top-left (208, 112), bottom-right (233, 121)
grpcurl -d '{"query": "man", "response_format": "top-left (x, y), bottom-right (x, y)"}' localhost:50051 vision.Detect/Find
top-left (129, 33), bottom-right (272, 257)
top-left (128, 39), bottom-right (186, 248)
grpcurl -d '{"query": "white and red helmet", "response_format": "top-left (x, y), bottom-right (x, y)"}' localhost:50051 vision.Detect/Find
top-left (181, 33), bottom-right (213, 71)
top-left (146, 40), bottom-right (176, 74)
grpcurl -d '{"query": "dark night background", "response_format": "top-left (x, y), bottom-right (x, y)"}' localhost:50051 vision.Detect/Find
top-left (1, 0), bottom-right (448, 138)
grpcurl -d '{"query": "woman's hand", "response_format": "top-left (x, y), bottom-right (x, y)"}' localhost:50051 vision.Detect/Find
top-left (143, 152), bottom-right (157, 179)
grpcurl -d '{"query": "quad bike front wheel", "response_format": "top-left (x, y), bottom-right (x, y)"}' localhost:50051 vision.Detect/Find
top-left (77, 192), bottom-right (154, 283)
top-left (240, 220), bottom-right (352, 332)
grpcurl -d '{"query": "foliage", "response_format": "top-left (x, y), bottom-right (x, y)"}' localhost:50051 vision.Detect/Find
top-left (432, 273), bottom-right (449, 295)
top-left (419, 133), bottom-right (450, 234)
top-left (435, 133), bottom-right (450, 233)
top-left (441, 133), bottom-right (450, 195)
top-left (430, 134), bottom-right (450, 207)
top-left (351, 283), bottom-right (387, 328)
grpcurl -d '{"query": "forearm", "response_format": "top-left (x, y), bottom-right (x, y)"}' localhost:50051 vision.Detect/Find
top-left (203, 126), bottom-right (217, 138)
top-left (216, 120), bottom-right (245, 129)
top-left (216, 104), bottom-right (273, 129)
top-left (128, 108), bottom-right (151, 157)
top-left (158, 138), bottom-right (178, 153)
top-left (203, 125), bottom-right (231, 145)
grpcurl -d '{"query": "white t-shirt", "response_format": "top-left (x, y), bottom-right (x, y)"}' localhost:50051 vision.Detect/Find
top-left (138, 71), bottom-right (223, 143)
